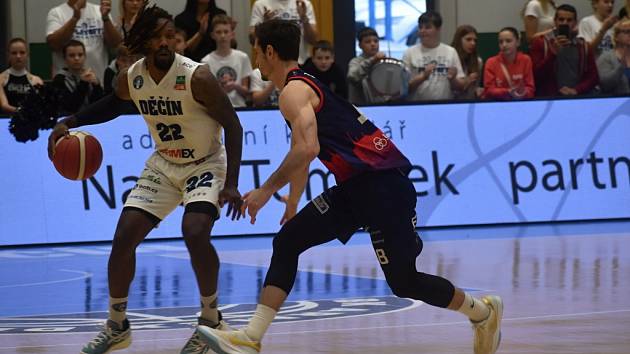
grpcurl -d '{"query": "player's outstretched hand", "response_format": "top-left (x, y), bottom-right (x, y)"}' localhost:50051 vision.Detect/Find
top-left (48, 123), bottom-right (70, 161)
top-left (219, 186), bottom-right (244, 220)
top-left (241, 188), bottom-right (273, 225)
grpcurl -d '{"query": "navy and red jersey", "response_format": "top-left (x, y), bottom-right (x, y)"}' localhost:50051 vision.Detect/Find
top-left (285, 68), bottom-right (411, 183)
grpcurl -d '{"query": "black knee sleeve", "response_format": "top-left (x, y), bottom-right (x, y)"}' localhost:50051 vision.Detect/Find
top-left (263, 228), bottom-right (302, 294)
top-left (386, 270), bottom-right (455, 308)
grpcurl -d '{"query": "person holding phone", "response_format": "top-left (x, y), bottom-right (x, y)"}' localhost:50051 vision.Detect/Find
top-left (530, 4), bottom-right (599, 97)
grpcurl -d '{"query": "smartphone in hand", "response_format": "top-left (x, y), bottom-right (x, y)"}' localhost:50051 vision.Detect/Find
top-left (557, 24), bottom-right (570, 37)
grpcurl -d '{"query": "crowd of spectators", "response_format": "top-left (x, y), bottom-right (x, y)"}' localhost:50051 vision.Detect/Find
top-left (2, 0), bottom-right (630, 117)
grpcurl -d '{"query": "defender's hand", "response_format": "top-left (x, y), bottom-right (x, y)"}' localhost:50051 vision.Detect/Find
top-left (241, 187), bottom-right (273, 225)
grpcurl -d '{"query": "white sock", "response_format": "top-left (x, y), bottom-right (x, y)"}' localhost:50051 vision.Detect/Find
top-left (244, 304), bottom-right (277, 342)
top-left (109, 297), bottom-right (128, 325)
top-left (200, 293), bottom-right (219, 324)
top-left (458, 293), bottom-right (490, 322)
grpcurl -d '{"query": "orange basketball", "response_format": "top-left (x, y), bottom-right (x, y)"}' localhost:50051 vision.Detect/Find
top-left (53, 131), bottom-right (103, 180)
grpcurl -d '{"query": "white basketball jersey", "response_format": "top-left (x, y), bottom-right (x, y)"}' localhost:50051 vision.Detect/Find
top-left (127, 54), bottom-right (222, 164)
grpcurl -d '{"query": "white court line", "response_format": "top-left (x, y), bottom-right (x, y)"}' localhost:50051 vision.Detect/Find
top-left (2, 308), bottom-right (629, 350)
top-left (265, 308), bottom-right (630, 336)
top-left (0, 269), bottom-right (92, 289)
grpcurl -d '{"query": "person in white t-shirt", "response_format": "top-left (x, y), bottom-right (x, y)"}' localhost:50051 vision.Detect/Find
top-left (249, 0), bottom-right (318, 64)
top-left (202, 15), bottom-right (253, 108)
top-left (46, 0), bottom-right (122, 83)
top-left (579, 0), bottom-right (619, 56)
top-left (250, 68), bottom-right (279, 107)
top-left (522, 0), bottom-right (557, 42)
top-left (403, 11), bottom-right (465, 102)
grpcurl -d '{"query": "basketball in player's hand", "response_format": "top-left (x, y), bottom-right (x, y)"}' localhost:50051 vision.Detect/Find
top-left (52, 131), bottom-right (103, 180)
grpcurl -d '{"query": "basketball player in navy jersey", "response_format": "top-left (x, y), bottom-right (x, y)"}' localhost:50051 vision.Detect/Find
top-left (47, 5), bottom-right (243, 354)
top-left (199, 20), bottom-right (503, 354)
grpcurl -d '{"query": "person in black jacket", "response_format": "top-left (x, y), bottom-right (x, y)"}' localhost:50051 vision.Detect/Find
top-left (301, 40), bottom-right (348, 99)
top-left (53, 40), bottom-right (104, 115)
top-left (174, 0), bottom-right (228, 61)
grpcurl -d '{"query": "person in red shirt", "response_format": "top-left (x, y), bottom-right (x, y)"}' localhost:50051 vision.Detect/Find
top-left (483, 27), bottom-right (535, 100)
top-left (530, 4), bottom-right (599, 97)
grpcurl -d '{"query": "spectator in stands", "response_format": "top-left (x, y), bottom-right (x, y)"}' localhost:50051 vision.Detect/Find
top-left (403, 11), bottom-right (465, 102)
top-left (301, 40), bottom-right (348, 99)
top-left (117, 0), bottom-right (143, 39)
top-left (53, 40), bottom-right (104, 115)
top-left (483, 27), bottom-right (535, 100)
top-left (46, 0), bottom-right (122, 83)
top-left (201, 15), bottom-right (252, 108)
top-left (597, 19), bottom-right (630, 94)
top-left (522, 0), bottom-right (557, 43)
top-left (347, 27), bottom-right (387, 105)
top-left (530, 4), bottom-right (599, 97)
top-left (249, 0), bottom-right (318, 64)
top-left (250, 68), bottom-right (279, 107)
top-left (175, 28), bottom-right (188, 55)
top-left (103, 45), bottom-right (139, 95)
top-left (579, 0), bottom-right (618, 57)
top-left (619, 0), bottom-right (629, 19)
top-left (451, 25), bottom-right (483, 100)
top-left (0, 38), bottom-right (44, 114)
top-left (175, 0), bottom-right (228, 62)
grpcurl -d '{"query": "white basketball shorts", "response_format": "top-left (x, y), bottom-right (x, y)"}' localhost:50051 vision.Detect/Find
top-left (124, 147), bottom-right (226, 220)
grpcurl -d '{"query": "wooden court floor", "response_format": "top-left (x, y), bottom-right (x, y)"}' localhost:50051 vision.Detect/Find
top-left (1, 221), bottom-right (629, 353)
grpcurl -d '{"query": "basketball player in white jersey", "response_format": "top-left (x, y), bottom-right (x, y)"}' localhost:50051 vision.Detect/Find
top-left (47, 5), bottom-right (243, 354)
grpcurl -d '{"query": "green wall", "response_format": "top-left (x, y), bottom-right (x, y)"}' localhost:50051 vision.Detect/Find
top-left (29, 43), bottom-right (52, 80)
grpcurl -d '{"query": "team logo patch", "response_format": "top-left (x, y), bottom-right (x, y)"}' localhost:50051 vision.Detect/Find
top-left (133, 75), bottom-right (143, 89)
top-left (373, 135), bottom-right (389, 151)
top-left (174, 75), bottom-right (186, 90)
top-left (0, 296), bottom-right (418, 334)
top-left (312, 195), bottom-right (330, 214)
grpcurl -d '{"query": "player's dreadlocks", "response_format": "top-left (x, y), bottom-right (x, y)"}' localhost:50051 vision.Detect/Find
top-left (124, 2), bottom-right (173, 55)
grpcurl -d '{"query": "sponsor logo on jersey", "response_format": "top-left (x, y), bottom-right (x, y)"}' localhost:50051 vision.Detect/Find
top-left (138, 97), bottom-right (183, 116)
top-left (133, 75), bottom-right (143, 89)
top-left (0, 296), bottom-right (417, 334)
top-left (159, 148), bottom-right (196, 159)
top-left (174, 76), bottom-right (186, 90)
top-left (133, 184), bottom-right (158, 194)
top-left (139, 174), bottom-right (161, 185)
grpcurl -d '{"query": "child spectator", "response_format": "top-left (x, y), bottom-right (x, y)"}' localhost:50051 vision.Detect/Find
top-left (301, 40), bottom-right (348, 99)
top-left (0, 38), bottom-right (44, 114)
top-left (347, 27), bottom-right (387, 105)
top-left (175, 28), bottom-right (188, 55)
top-left (579, 0), bottom-right (619, 57)
top-left (597, 19), bottom-right (630, 94)
top-left (451, 25), bottom-right (483, 100)
top-left (103, 45), bottom-right (140, 95)
top-left (52, 40), bottom-right (104, 115)
top-left (403, 11), bottom-right (465, 102)
top-left (201, 15), bottom-right (252, 107)
top-left (530, 4), bottom-right (599, 97)
top-left (250, 68), bottom-right (279, 107)
top-left (483, 27), bottom-right (535, 100)
top-left (46, 0), bottom-right (122, 83)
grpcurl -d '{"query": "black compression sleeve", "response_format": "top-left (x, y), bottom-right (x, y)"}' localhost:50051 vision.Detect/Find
top-left (73, 93), bottom-right (138, 127)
